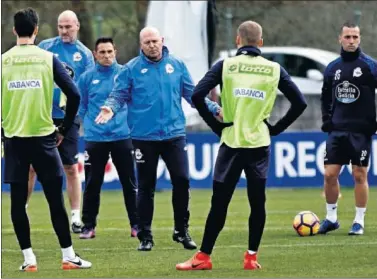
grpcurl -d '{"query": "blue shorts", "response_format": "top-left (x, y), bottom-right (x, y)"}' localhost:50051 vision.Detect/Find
top-left (53, 118), bottom-right (79, 165)
top-left (324, 131), bottom-right (372, 167)
top-left (3, 132), bottom-right (64, 183)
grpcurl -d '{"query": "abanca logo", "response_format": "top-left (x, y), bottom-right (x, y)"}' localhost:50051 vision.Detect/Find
top-left (7, 80), bottom-right (42, 90)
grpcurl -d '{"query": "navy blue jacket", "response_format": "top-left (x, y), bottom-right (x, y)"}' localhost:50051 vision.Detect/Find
top-left (321, 47), bottom-right (377, 135)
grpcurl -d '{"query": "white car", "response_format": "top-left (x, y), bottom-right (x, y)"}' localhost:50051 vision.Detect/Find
top-left (215, 46), bottom-right (340, 94)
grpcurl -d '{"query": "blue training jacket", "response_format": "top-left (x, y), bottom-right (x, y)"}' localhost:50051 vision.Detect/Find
top-left (78, 62), bottom-right (130, 142)
top-left (38, 36), bottom-right (95, 119)
top-left (104, 46), bottom-right (220, 141)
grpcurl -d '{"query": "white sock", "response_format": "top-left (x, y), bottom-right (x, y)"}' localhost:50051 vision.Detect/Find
top-left (71, 209), bottom-right (81, 224)
top-left (247, 250), bottom-right (257, 255)
top-left (326, 203), bottom-right (338, 223)
top-left (354, 207), bottom-right (366, 227)
top-left (62, 246), bottom-right (75, 260)
top-left (22, 248), bottom-right (36, 263)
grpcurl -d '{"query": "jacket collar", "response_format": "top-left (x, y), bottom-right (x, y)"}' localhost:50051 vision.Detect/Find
top-left (96, 60), bottom-right (117, 72)
top-left (57, 36), bottom-right (77, 45)
top-left (236, 46), bottom-right (262, 57)
top-left (140, 45), bottom-right (169, 64)
top-left (341, 47), bottom-right (361, 61)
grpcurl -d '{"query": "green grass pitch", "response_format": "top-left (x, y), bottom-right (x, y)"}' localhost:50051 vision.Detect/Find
top-left (2, 187), bottom-right (377, 278)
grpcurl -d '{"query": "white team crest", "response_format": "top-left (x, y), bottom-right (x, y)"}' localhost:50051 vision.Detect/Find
top-left (73, 52), bottom-right (82, 62)
top-left (92, 79), bottom-right (100, 84)
top-left (135, 149), bottom-right (143, 160)
top-left (334, 69), bottom-right (341, 80)
top-left (141, 68), bottom-right (148, 74)
top-left (165, 63), bottom-right (174, 74)
top-left (353, 67), bottom-right (362, 77)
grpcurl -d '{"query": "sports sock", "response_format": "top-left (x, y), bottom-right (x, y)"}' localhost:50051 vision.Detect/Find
top-left (326, 203), bottom-right (337, 223)
top-left (62, 246), bottom-right (75, 260)
top-left (354, 207), bottom-right (366, 227)
top-left (22, 248), bottom-right (36, 263)
top-left (71, 209), bottom-right (81, 224)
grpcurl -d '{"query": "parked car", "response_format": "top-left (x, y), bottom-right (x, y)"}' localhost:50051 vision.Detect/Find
top-left (213, 46), bottom-right (340, 94)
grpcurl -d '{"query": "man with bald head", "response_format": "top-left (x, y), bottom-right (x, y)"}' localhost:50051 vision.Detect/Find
top-left (96, 26), bottom-right (222, 251)
top-left (176, 20), bottom-right (307, 270)
top-left (28, 10), bottom-right (95, 233)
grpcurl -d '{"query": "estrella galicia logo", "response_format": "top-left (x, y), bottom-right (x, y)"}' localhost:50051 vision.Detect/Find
top-left (61, 62), bottom-right (75, 79)
top-left (335, 81), bottom-right (360, 104)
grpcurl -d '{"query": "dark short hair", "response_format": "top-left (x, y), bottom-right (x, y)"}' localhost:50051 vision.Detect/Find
top-left (95, 37), bottom-right (115, 50)
top-left (14, 7), bottom-right (39, 37)
top-left (340, 21), bottom-right (360, 34)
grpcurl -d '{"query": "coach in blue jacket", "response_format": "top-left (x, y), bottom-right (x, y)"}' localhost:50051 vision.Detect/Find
top-left (96, 27), bottom-right (220, 251)
top-left (78, 38), bottom-right (138, 240)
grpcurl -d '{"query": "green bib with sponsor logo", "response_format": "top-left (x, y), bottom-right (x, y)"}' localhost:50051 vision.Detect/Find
top-left (2, 45), bottom-right (55, 137)
top-left (220, 54), bottom-right (280, 148)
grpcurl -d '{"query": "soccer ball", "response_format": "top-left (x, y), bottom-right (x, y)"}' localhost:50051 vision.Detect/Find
top-left (293, 211), bottom-right (320, 237)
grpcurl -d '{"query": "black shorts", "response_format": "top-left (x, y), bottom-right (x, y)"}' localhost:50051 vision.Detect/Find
top-left (3, 132), bottom-right (64, 184)
top-left (324, 131), bottom-right (372, 167)
top-left (53, 118), bottom-right (79, 165)
top-left (214, 143), bottom-right (270, 183)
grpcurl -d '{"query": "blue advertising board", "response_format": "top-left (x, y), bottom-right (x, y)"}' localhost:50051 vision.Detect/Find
top-left (2, 132), bottom-right (376, 191)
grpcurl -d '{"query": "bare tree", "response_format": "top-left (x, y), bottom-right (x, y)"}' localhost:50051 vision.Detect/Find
top-left (136, 0), bottom-right (149, 56)
top-left (71, 0), bottom-right (93, 48)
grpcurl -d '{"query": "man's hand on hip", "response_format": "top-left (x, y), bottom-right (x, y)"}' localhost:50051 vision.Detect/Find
top-left (56, 132), bottom-right (64, 146)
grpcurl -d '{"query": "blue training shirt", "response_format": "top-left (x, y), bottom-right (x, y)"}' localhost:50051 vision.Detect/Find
top-left (104, 46), bottom-right (220, 141)
top-left (78, 62), bottom-right (131, 142)
top-left (38, 36), bottom-right (95, 119)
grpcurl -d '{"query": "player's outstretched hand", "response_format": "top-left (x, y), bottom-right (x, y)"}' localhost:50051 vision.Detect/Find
top-left (95, 106), bottom-right (114, 124)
